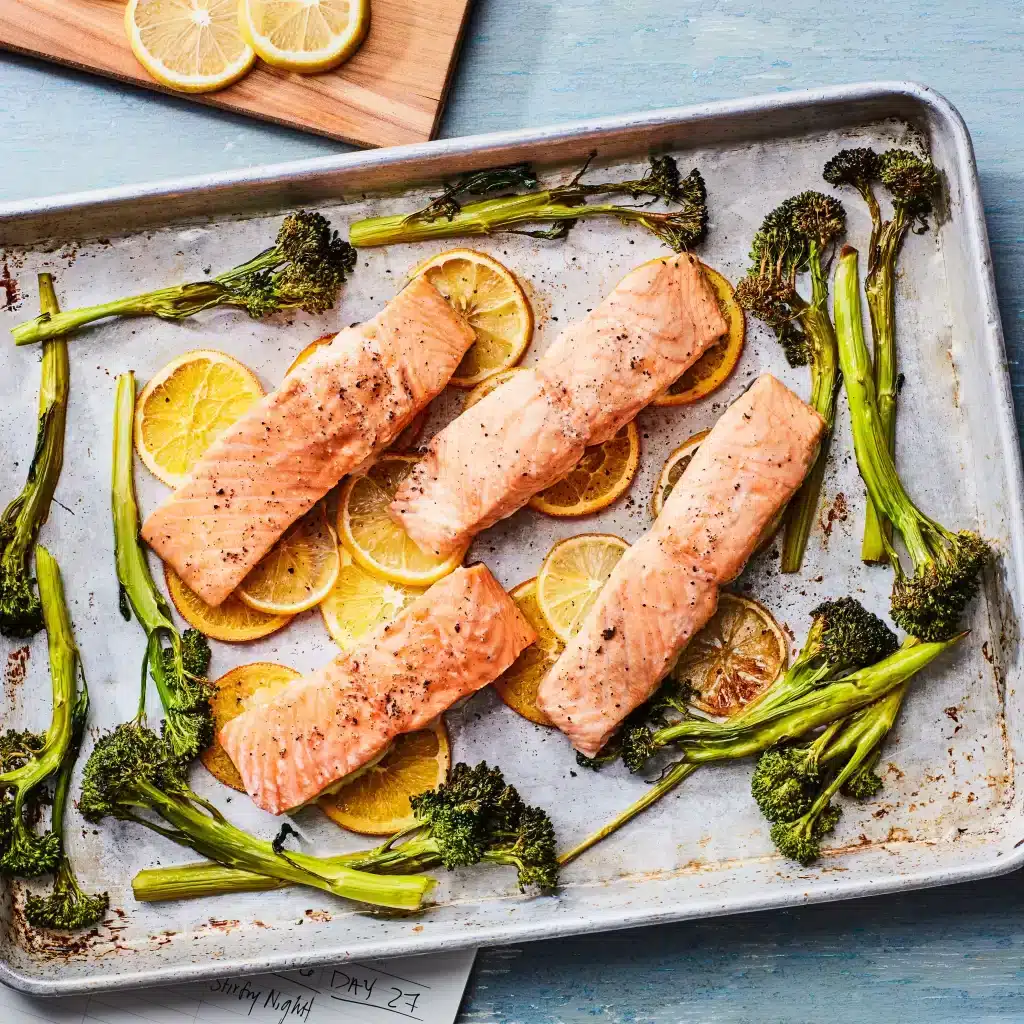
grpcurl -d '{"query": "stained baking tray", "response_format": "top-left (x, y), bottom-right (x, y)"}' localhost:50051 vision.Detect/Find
top-left (0, 81), bottom-right (1019, 996)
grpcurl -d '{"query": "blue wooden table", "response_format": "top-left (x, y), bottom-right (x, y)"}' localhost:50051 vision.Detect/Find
top-left (2, 2), bottom-right (1023, 1020)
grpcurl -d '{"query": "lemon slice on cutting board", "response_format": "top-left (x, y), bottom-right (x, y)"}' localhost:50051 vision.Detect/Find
top-left (338, 454), bottom-right (466, 586)
top-left (165, 565), bottom-right (292, 642)
top-left (125, 0), bottom-right (256, 94)
top-left (414, 249), bottom-right (533, 388)
top-left (654, 264), bottom-right (745, 407)
top-left (529, 422), bottom-right (640, 518)
top-left (239, 0), bottom-right (371, 73)
top-left (320, 548), bottom-right (426, 649)
top-left (135, 349), bottom-right (264, 488)
top-left (319, 720), bottom-right (451, 835)
top-left (493, 579), bottom-right (564, 726)
top-left (201, 662), bottom-right (301, 790)
top-left (238, 504), bottom-right (340, 615)
top-left (537, 533), bottom-right (629, 641)
top-left (671, 593), bottom-right (787, 718)
top-left (651, 429), bottom-right (710, 518)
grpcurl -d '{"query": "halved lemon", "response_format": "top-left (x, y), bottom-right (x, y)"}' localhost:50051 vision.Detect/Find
top-left (238, 504), bottom-right (340, 615)
top-left (286, 333), bottom-right (336, 374)
top-left (670, 593), bottom-right (787, 718)
top-left (414, 249), bottom-right (533, 388)
top-left (654, 264), bottom-right (745, 407)
top-left (338, 455), bottom-right (465, 586)
top-left (537, 533), bottom-right (629, 641)
top-left (319, 720), bottom-right (450, 835)
top-left (493, 579), bottom-right (564, 726)
top-left (165, 565), bottom-right (291, 642)
top-left (135, 349), bottom-right (264, 488)
top-left (651, 429), bottom-right (711, 518)
top-left (239, 0), bottom-right (370, 73)
top-left (125, 0), bottom-right (256, 94)
top-left (201, 662), bottom-right (301, 790)
top-left (530, 422), bottom-right (640, 518)
top-left (320, 548), bottom-right (425, 649)
top-left (463, 367), bottom-right (525, 411)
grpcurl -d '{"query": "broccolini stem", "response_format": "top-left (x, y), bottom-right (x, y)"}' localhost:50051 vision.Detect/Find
top-left (11, 283), bottom-right (233, 347)
top-left (861, 217), bottom-right (905, 562)
top-left (0, 274), bottom-right (69, 638)
top-left (650, 639), bottom-right (958, 760)
top-left (558, 762), bottom-right (699, 867)
top-left (0, 547), bottom-right (76, 792)
top-left (122, 781), bottom-right (433, 910)
top-left (781, 244), bottom-right (841, 573)
top-left (833, 247), bottom-right (937, 571)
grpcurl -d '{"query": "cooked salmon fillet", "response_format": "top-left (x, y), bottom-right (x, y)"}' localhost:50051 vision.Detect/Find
top-left (537, 375), bottom-right (825, 756)
top-left (391, 255), bottom-right (728, 558)
top-left (141, 277), bottom-right (474, 606)
top-left (220, 564), bottom-right (536, 814)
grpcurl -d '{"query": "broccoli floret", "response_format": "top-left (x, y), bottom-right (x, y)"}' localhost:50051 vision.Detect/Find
top-left (763, 684), bottom-right (908, 866)
top-left (735, 193), bottom-right (846, 572)
top-left (833, 247), bottom-right (991, 638)
top-left (351, 156), bottom-right (708, 252)
top-left (12, 212), bottom-right (356, 347)
top-left (0, 275), bottom-right (69, 638)
top-left (824, 148), bottom-right (940, 562)
top-left (111, 375), bottom-right (214, 762)
top-left (25, 688), bottom-right (108, 930)
top-left (0, 548), bottom-right (82, 879)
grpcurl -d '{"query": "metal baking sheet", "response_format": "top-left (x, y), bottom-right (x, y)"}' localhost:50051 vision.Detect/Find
top-left (0, 81), bottom-right (1019, 996)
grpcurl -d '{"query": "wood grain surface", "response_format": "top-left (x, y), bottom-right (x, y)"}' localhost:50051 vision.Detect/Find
top-left (0, 0), bottom-right (472, 147)
top-left (1, 1), bottom-right (1023, 1021)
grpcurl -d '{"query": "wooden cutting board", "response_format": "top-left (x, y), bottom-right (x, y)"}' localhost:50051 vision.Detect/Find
top-left (0, 0), bottom-right (473, 148)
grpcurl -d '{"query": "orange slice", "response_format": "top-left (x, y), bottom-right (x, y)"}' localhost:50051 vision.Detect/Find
top-left (530, 421), bottom-right (640, 518)
top-left (651, 429), bottom-right (711, 517)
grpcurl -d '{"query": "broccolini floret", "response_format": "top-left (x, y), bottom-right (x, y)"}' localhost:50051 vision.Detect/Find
top-left (824, 148), bottom-right (940, 561)
top-left (350, 155), bottom-right (708, 251)
top-left (12, 212), bottom-right (356, 347)
top-left (0, 275), bottom-right (69, 637)
top-left (112, 373), bottom-right (213, 762)
top-left (833, 246), bottom-right (991, 639)
top-left (735, 193), bottom-right (846, 572)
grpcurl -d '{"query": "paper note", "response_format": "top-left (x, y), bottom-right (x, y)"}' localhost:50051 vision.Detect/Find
top-left (0, 949), bottom-right (476, 1024)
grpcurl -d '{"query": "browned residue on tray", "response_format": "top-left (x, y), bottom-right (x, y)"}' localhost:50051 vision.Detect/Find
top-left (0, 263), bottom-right (19, 309)
top-left (819, 491), bottom-right (848, 543)
top-left (5, 645), bottom-right (29, 700)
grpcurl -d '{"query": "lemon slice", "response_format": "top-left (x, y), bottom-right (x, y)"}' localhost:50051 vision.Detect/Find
top-left (319, 720), bottom-right (451, 835)
top-left (654, 264), bottom-right (745, 407)
top-left (651, 429), bottom-right (711, 518)
top-left (463, 367), bottom-right (525, 411)
top-left (239, 0), bottom-right (370, 73)
top-left (320, 548), bottom-right (426, 649)
top-left (537, 533), bottom-right (629, 641)
top-left (125, 0), bottom-right (256, 94)
top-left (494, 579), bottom-right (564, 726)
top-left (238, 504), bottom-right (340, 615)
top-left (338, 454), bottom-right (465, 586)
top-left (135, 349), bottom-right (264, 488)
top-left (671, 593), bottom-right (787, 718)
top-left (201, 662), bottom-right (301, 790)
top-left (530, 422), bottom-right (640, 518)
top-left (414, 249), bottom-right (533, 388)
top-left (165, 565), bottom-right (291, 642)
